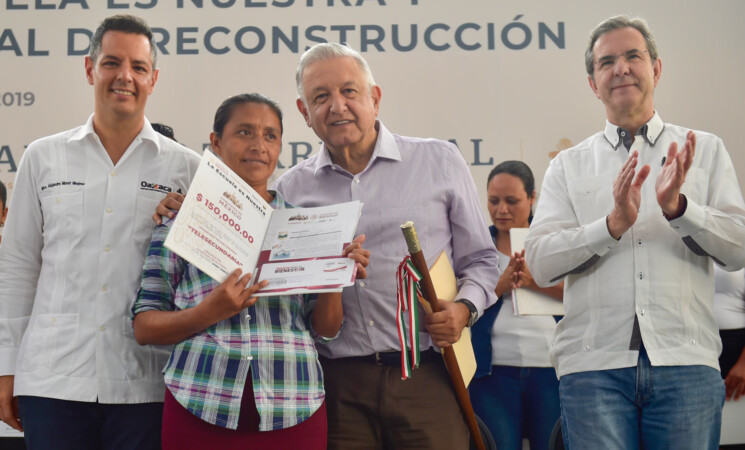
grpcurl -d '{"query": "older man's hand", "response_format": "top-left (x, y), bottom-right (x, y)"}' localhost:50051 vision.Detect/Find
top-left (424, 300), bottom-right (470, 348)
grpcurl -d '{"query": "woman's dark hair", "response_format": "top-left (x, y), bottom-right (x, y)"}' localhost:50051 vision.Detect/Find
top-left (487, 160), bottom-right (536, 225)
top-left (487, 160), bottom-right (535, 197)
top-left (212, 93), bottom-right (283, 138)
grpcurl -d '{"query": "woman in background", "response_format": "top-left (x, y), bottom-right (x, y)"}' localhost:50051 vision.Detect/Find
top-left (131, 93), bottom-right (368, 449)
top-left (470, 160), bottom-right (563, 450)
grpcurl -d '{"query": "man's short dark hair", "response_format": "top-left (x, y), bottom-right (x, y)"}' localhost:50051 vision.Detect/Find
top-left (585, 15), bottom-right (659, 80)
top-left (89, 15), bottom-right (157, 69)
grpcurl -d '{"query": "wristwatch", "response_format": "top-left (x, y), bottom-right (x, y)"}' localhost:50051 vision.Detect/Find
top-left (456, 299), bottom-right (478, 328)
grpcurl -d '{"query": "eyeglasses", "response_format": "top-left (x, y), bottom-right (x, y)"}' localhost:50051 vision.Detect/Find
top-left (594, 49), bottom-right (649, 73)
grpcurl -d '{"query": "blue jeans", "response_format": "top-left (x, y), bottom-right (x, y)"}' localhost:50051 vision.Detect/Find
top-left (18, 396), bottom-right (163, 450)
top-left (559, 346), bottom-right (725, 450)
top-left (469, 365), bottom-right (560, 450)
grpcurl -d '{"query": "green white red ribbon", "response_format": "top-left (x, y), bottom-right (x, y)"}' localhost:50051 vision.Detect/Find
top-left (396, 256), bottom-right (422, 380)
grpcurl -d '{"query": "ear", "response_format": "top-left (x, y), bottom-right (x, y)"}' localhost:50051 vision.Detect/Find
top-left (528, 190), bottom-right (537, 208)
top-left (85, 56), bottom-right (95, 86)
top-left (296, 97), bottom-right (311, 127)
top-left (370, 85), bottom-right (382, 116)
top-left (588, 74), bottom-right (600, 99)
top-left (652, 57), bottom-right (662, 88)
top-left (209, 132), bottom-right (222, 157)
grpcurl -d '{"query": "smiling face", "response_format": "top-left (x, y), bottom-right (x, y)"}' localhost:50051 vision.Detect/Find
top-left (487, 173), bottom-right (535, 233)
top-left (210, 102), bottom-right (282, 192)
top-left (297, 56), bottom-right (381, 158)
top-left (588, 27), bottom-right (661, 129)
top-left (85, 30), bottom-right (158, 125)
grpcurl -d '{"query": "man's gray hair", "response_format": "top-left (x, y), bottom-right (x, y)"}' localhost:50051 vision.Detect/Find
top-left (296, 43), bottom-right (376, 103)
top-left (90, 14), bottom-right (157, 69)
top-left (585, 15), bottom-right (659, 79)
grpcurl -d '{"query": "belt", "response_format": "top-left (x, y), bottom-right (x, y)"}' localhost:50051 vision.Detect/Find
top-left (329, 348), bottom-right (440, 366)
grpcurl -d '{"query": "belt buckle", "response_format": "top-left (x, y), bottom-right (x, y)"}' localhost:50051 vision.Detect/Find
top-left (374, 352), bottom-right (383, 366)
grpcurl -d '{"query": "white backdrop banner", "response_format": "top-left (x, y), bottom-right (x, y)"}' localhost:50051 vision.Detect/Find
top-left (2, 0), bottom-right (744, 219)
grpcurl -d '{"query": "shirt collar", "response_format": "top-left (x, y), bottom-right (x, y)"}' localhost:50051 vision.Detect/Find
top-left (269, 189), bottom-right (286, 209)
top-left (68, 115), bottom-right (161, 155)
top-left (312, 121), bottom-right (402, 176)
top-left (603, 111), bottom-right (664, 150)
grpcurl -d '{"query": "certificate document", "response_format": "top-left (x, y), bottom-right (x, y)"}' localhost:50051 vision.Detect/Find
top-left (164, 150), bottom-right (362, 296)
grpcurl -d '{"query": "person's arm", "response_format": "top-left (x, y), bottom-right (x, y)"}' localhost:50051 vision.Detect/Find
top-left (0, 376), bottom-right (20, 431)
top-left (134, 269), bottom-right (266, 345)
top-left (310, 235), bottom-right (370, 338)
top-left (525, 151), bottom-right (626, 287)
top-left (0, 148), bottom-right (44, 431)
top-left (425, 144), bottom-right (499, 347)
top-left (725, 347), bottom-right (745, 401)
top-left (656, 132), bottom-right (745, 270)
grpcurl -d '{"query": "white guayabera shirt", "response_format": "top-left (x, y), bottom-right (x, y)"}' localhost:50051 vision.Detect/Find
top-left (0, 116), bottom-right (200, 403)
top-left (526, 112), bottom-right (745, 378)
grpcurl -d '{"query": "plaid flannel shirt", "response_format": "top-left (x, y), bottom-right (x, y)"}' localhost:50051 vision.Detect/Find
top-left (132, 192), bottom-right (324, 431)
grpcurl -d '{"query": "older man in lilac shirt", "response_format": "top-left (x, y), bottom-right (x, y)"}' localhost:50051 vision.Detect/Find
top-left (273, 43), bottom-right (498, 450)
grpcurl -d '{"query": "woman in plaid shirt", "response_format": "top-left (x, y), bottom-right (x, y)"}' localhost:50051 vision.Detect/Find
top-left (131, 93), bottom-right (369, 449)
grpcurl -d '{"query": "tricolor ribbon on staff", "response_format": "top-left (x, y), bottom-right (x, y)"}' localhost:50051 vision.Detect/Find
top-left (396, 256), bottom-right (422, 380)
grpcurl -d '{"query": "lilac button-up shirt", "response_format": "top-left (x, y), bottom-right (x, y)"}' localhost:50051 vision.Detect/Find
top-left (273, 121), bottom-right (499, 358)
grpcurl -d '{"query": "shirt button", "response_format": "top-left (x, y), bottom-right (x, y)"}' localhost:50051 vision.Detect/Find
top-left (639, 308), bottom-right (645, 316)
top-left (106, 208), bottom-right (113, 214)
top-left (359, 281), bottom-right (365, 287)
top-left (637, 239), bottom-right (642, 245)
top-left (56, 197), bottom-right (62, 203)
top-left (111, 171), bottom-right (117, 177)
top-left (584, 345), bottom-right (590, 351)
top-left (245, 314), bottom-right (251, 321)
top-left (331, 166), bottom-right (336, 171)
top-left (99, 326), bottom-right (105, 331)
top-left (246, 355), bottom-right (253, 361)
top-left (691, 340), bottom-right (696, 345)
top-left (369, 320), bottom-right (374, 326)
top-left (101, 284), bottom-right (108, 292)
top-left (354, 178), bottom-right (360, 183)
top-left (104, 246), bottom-right (111, 253)
top-left (639, 272), bottom-right (644, 280)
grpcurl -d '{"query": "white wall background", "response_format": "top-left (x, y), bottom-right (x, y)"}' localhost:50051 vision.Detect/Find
top-left (2, 0), bottom-right (744, 222)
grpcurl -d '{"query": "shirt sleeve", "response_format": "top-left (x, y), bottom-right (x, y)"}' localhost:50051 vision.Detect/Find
top-left (132, 222), bottom-right (184, 317)
top-left (445, 144), bottom-right (500, 317)
top-left (0, 149), bottom-right (43, 375)
top-left (525, 154), bottom-right (620, 287)
top-left (666, 135), bottom-right (745, 271)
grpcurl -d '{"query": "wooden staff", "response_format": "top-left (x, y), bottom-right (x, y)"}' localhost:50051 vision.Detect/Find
top-left (400, 221), bottom-right (485, 450)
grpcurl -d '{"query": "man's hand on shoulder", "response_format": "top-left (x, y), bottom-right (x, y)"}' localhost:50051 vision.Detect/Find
top-left (424, 299), bottom-right (470, 348)
top-left (152, 192), bottom-right (185, 225)
top-left (0, 375), bottom-right (22, 432)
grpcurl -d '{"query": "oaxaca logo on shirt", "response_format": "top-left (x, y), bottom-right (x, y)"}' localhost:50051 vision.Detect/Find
top-left (140, 181), bottom-right (183, 195)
